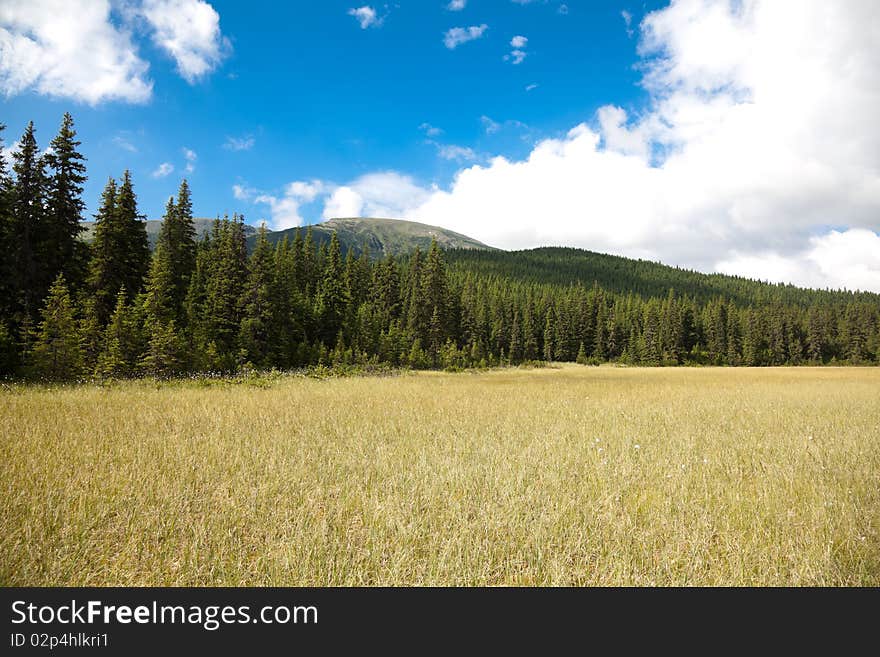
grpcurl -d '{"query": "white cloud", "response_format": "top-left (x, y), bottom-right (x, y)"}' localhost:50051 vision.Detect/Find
top-left (505, 35), bottom-right (528, 64)
top-left (525, 83), bottom-right (539, 92)
top-left (232, 183), bottom-right (253, 201)
top-left (152, 162), bottom-right (174, 178)
top-left (447, 0), bottom-right (467, 10)
top-left (0, 0), bottom-right (229, 103)
top-left (322, 173), bottom-right (435, 220)
top-left (251, 180), bottom-right (326, 230)
top-left (139, 0), bottom-right (229, 83)
top-left (621, 10), bottom-right (634, 38)
top-left (717, 230), bottom-right (880, 293)
top-left (437, 144), bottom-right (478, 162)
top-left (182, 147), bottom-right (196, 173)
top-left (0, 0), bottom-right (152, 104)
top-left (348, 6), bottom-right (381, 30)
top-left (223, 135), bottom-right (255, 151)
top-left (299, 0), bottom-right (880, 292)
top-left (443, 24), bottom-right (487, 49)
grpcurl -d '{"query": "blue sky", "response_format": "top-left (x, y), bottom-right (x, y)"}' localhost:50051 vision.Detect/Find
top-left (2, 1), bottom-right (879, 292)
top-left (1, 0), bottom-right (664, 223)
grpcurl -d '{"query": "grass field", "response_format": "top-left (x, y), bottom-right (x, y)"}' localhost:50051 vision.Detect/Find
top-left (2, 366), bottom-right (878, 586)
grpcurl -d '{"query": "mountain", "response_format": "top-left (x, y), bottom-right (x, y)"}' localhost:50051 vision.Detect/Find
top-left (80, 218), bottom-right (262, 249)
top-left (253, 217), bottom-right (494, 256)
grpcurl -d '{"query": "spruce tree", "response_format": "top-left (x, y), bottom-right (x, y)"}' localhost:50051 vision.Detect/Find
top-left (0, 124), bottom-right (16, 322)
top-left (156, 180), bottom-right (197, 320)
top-left (87, 177), bottom-right (120, 323)
top-left (315, 232), bottom-right (349, 345)
top-left (44, 113), bottom-right (87, 291)
top-left (202, 215), bottom-right (248, 369)
top-left (143, 233), bottom-right (176, 327)
top-left (10, 121), bottom-right (48, 321)
top-left (31, 274), bottom-right (82, 380)
top-left (238, 225), bottom-right (276, 367)
top-left (115, 170), bottom-right (150, 298)
top-left (95, 289), bottom-right (138, 378)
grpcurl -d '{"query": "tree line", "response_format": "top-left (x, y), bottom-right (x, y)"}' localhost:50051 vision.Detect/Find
top-left (1, 115), bottom-right (878, 380)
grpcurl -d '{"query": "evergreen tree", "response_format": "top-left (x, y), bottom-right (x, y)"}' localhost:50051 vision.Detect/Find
top-left (0, 123), bottom-right (15, 326)
top-left (143, 223), bottom-right (177, 327)
top-left (10, 121), bottom-right (48, 321)
top-left (115, 170), bottom-right (150, 298)
top-left (543, 307), bottom-right (555, 361)
top-left (95, 289), bottom-right (139, 378)
top-left (87, 177), bottom-right (120, 323)
top-left (157, 179), bottom-right (197, 320)
top-left (238, 225), bottom-right (276, 367)
top-left (43, 113), bottom-right (87, 291)
top-left (202, 215), bottom-right (248, 369)
top-left (315, 232), bottom-right (349, 345)
top-left (31, 274), bottom-right (82, 380)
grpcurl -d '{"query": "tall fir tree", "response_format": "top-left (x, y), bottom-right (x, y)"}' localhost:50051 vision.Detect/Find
top-left (315, 232), bottom-right (349, 345)
top-left (10, 121), bottom-right (48, 322)
top-left (238, 225), bottom-right (276, 367)
top-left (43, 113), bottom-right (87, 292)
top-left (115, 170), bottom-right (150, 298)
top-left (31, 274), bottom-right (82, 380)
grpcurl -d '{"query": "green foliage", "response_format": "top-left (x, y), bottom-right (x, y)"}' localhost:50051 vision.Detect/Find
top-left (2, 115), bottom-right (879, 380)
top-left (31, 275), bottom-right (82, 380)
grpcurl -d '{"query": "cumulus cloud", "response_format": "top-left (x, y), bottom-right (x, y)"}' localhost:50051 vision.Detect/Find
top-left (251, 180), bottom-right (326, 230)
top-left (152, 162), bottom-right (174, 178)
top-left (307, 0), bottom-right (880, 292)
top-left (139, 0), bottom-right (229, 83)
top-left (0, 0), bottom-right (152, 104)
top-left (0, 0), bottom-right (229, 103)
top-left (348, 6), bottom-right (382, 30)
top-left (447, 0), bottom-right (467, 10)
top-left (443, 24), bottom-right (487, 49)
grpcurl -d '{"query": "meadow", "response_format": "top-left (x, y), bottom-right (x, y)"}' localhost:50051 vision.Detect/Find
top-left (1, 365), bottom-right (878, 586)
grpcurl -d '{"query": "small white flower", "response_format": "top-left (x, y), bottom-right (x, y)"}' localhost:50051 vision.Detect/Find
top-left (634, 444), bottom-right (641, 450)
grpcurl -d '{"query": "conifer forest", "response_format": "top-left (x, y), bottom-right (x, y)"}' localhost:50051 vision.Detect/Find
top-left (1, 115), bottom-right (878, 381)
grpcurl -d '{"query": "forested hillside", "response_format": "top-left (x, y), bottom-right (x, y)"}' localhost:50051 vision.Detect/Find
top-left (1, 115), bottom-right (878, 380)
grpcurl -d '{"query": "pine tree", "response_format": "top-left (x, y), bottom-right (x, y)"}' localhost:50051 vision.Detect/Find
top-left (158, 179), bottom-right (197, 320)
top-left (315, 232), bottom-right (349, 345)
top-left (238, 225), bottom-right (276, 367)
top-left (87, 177), bottom-right (120, 323)
top-left (543, 307), bottom-right (555, 361)
top-left (143, 227), bottom-right (176, 327)
top-left (115, 170), bottom-right (150, 298)
top-left (0, 124), bottom-right (17, 322)
top-left (139, 319), bottom-right (184, 377)
top-left (31, 274), bottom-right (82, 380)
top-left (10, 121), bottom-right (48, 322)
top-left (202, 215), bottom-right (248, 370)
top-left (43, 112), bottom-right (87, 291)
top-left (95, 289), bottom-right (138, 378)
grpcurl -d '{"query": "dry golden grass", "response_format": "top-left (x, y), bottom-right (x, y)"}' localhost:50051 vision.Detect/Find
top-left (1, 365), bottom-right (878, 586)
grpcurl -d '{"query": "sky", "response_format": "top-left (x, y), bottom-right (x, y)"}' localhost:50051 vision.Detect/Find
top-left (1, 0), bottom-right (879, 292)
